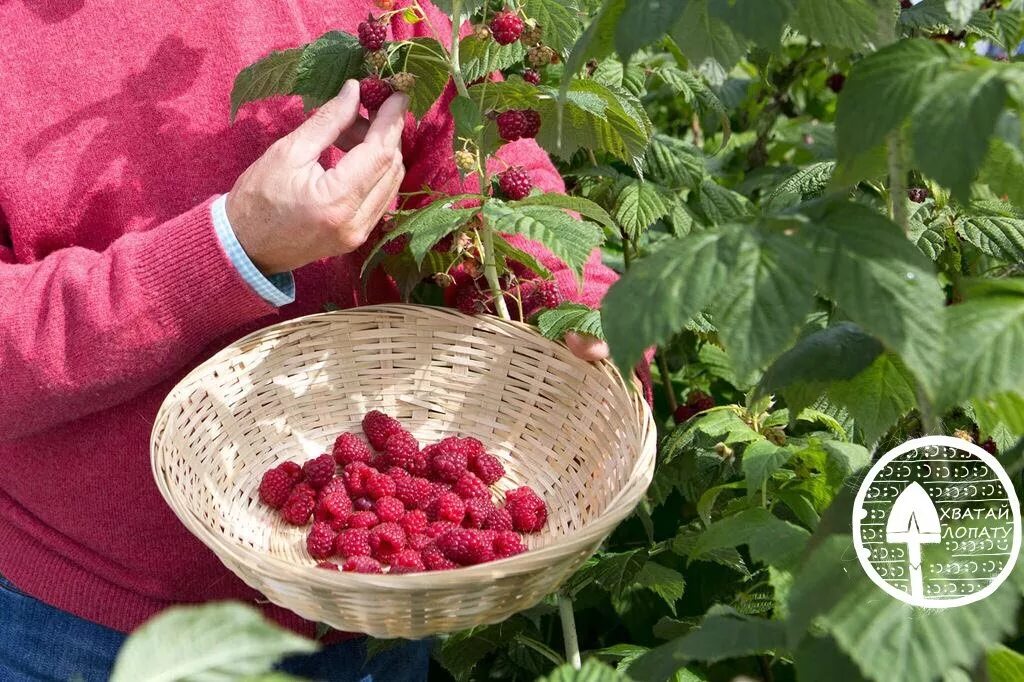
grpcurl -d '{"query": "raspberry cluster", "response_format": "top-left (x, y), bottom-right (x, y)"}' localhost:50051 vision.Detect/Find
top-left (672, 390), bottom-right (716, 424)
top-left (257, 410), bottom-right (547, 574)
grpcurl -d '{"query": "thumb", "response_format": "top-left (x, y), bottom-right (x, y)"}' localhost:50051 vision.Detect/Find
top-left (282, 80), bottom-right (361, 164)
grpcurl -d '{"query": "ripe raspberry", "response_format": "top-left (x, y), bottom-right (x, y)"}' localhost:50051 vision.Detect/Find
top-left (357, 15), bottom-right (388, 52)
top-left (316, 492), bottom-right (353, 526)
top-left (317, 561), bottom-right (340, 570)
top-left (492, 530), bottom-right (526, 558)
top-left (427, 520), bottom-right (459, 539)
top-left (389, 548), bottom-right (426, 574)
top-left (389, 72), bottom-right (416, 93)
top-left (908, 187), bottom-right (930, 203)
top-left (366, 471), bottom-right (398, 500)
top-left (395, 475), bottom-right (434, 509)
top-left (498, 166), bottom-right (533, 200)
top-left (407, 532), bottom-right (432, 551)
top-left (422, 544), bottom-right (458, 570)
top-left (430, 451), bottom-right (469, 483)
top-left (437, 529), bottom-right (495, 565)
top-left (303, 453), bottom-right (336, 489)
top-left (259, 467), bottom-right (294, 509)
top-left (463, 497), bottom-right (496, 529)
top-left (505, 487), bottom-right (547, 533)
top-left (333, 433), bottom-right (373, 466)
top-left (496, 110), bottom-right (529, 141)
top-left (278, 461), bottom-right (304, 483)
top-left (383, 431), bottom-right (421, 470)
top-left (352, 496), bottom-right (375, 512)
top-left (306, 522), bottom-right (337, 559)
top-left (318, 477), bottom-right (348, 500)
top-left (360, 77), bottom-right (393, 111)
top-left (343, 556), bottom-right (383, 573)
top-left (369, 522), bottom-right (407, 562)
top-left (375, 496), bottom-right (406, 523)
top-left (467, 454), bottom-right (503, 487)
top-left (335, 528), bottom-right (372, 557)
top-left (526, 279), bottom-right (562, 313)
top-left (981, 438), bottom-right (999, 455)
top-left (521, 110), bottom-right (541, 137)
top-left (348, 511), bottom-right (380, 529)
top-left (688, 390), bottom-right (716, 413)
top-left (453, 473), bottom-right (491, 501)
top-left (455, 284), bottom-right (490, 316)
top-left (362, 410), bottom-right (404, 450)
top-left (400, 509), bottom-right (429, 535)
top-left (522, 69), bottom-right (541, 85)
top-left (826, 73), bottom-right (846, 93)
top-left (483, 506), bottom-right (514, 531)
top-left (281, 484), bottom-right (317, 526)
top-left (900, 0), bottom-right (912, 8)
top-left (428, 491), bottom-right (466, 524)
top-left (455, 150), bottom-right (477, 171)
top-left (526, 45), bottom-right (555, 68)
top-left (489, 9), bottom-right (524, 45)
top-left (343, 462), bottom-right (375, 497)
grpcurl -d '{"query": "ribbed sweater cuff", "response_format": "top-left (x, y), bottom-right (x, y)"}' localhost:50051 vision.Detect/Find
top-left (134, 197), bottom-right (276, 348)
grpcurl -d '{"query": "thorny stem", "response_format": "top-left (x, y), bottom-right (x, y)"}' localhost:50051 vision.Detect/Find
top-left (888, 130), bottom-right (909, 235)
top-left (481, 227), bottom-right (512, 320)
top-left (449, 0), bottom-right (471, 99)
top-left (558, 593), bottom-right (582, 670)
top-left (657, 352), bottom-right (678, 412)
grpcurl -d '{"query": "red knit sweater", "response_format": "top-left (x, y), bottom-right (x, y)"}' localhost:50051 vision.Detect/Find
top-left (0, 1), bottom-right (615, 634)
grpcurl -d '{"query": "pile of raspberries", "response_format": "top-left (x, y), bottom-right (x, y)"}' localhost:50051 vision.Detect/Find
top-left (257, 411), bottom-right (548, 574)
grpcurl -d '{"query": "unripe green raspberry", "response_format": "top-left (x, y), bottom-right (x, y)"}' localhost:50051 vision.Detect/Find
top-left (365, 51), bottom-right (388, 73)
top-left (454, 150), bottom-right (477, 171)
top-left (520, 23), bottom-right (543, 47)
top-left (526, 45), bottom-right (555, 68)
top-left (389, 71), bottom-right (416, 93)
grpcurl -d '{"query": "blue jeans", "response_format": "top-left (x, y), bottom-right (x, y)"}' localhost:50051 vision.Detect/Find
top-left (0, 573), bottom-right (429, 681)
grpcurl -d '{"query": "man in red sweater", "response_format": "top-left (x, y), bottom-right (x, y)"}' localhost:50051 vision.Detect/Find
top-left (0, 1), bottom-right (615, 680)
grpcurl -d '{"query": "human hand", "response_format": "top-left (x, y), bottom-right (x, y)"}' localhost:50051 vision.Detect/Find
top-left (565, 331), bottom-right (610, 362)
top-left (226, 80), bottom-right (409, 275)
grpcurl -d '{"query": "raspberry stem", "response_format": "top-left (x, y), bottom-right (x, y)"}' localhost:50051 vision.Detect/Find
top-left (887, 131), bottom-right (909, 235)
top-left (558, 593), bottom-right (582, 670)
top-left (480, 225), bottom-right (512, 320)
top-left (449, 0), bottom-right (471, 99)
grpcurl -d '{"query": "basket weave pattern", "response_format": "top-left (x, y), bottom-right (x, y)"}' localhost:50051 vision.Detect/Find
top-left (151, 305), bottom-right (656, 638)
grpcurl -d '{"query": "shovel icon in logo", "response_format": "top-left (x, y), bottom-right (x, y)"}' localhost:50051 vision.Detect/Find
top-left (886, 482), bottom-right (942, 600)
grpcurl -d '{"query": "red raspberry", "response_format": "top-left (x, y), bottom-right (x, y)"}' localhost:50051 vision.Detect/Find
top-left (463, 498), bottom-right (495, 529)
top-left (316, 561), bottom-right (340, 571)
top-left (523, 69), bottom-right (541, 85)
top-left (278, 461), bottom-right (304, 482)
top-left (362, 410), bottom-right (404, 450)
top-left (446, 436), bottom-right (485, 459)
top-left (427, 520), bottom-right (458, 539)
top-left (302, 453), bottom-right (336, 489)
top-left (315, 492), bottom-right (353, 526)
top-left (453, 473), bottom-right (491, 501)
top-left (498, 166), bottom-right (533, 200)
top-left (981, 438), bottom-right (999, 455)
top-left (395, 476), bottom-right (433, 509)
top-left (259, 467), bottom-right (294, 509)
top-left (382, 233), bottom-right (409, 256)
top-left (430, 450), bottom-right (469, 483)
top-left (525, 279), bottom-right (562, 313)
top-left (352, 496), bottom-right (375, 512)
top-left (521, 110), bottom-right (541, 138)
top-left (306, 522), bottom-right (337, 559)
top-left (369, 522), bottom-right (407, 562)
top-left (318, 477), bottom-right (348, 500)
top-left (343, 462), bottom-right (375, 497)
top-left (496, 110), bottom-right (528, 141)
top-left (492, 530), bottom-right (526, 558)
top-left (428, 491), bottom-right (466, 524)
top-left (281, 484), bottom-right (316, 526)
top-left (826, 73), bottom-right (846, 93)
top-left (383, 431), bottom-right (421, 469)
top-left (389, 548), bottom-right (426, 574)
top-left (343, 556), bottom-right (383, 574)
top-left (505, 487), bottom-right (547, 533)
top-left (386, 466), bottom-right (410, 479)
top-left (469, 452), bottom-right (505, 485)
top-left (357, 15), bottom-right (388, 52)
top-left (437, 529), bottom-right (495, 565)
top-left (483, 506), bottom-right (514, 531)
top-left (422, 544), bottom-right (458, 570)
top-left (348, 511), bottom-right (379, 529)
top-left (335, 528), bottom-right (372, 557)
top-left (366, 471), bottom-right (397, 500)
top-left (489, 9), bottom-right (524, 45)
top-left (900, 0), bottom-right (912, 8)
top-left (333, 433), bottom-right (373, 466)
top-left (400, 509), bottom-right (428, 535)
top-left (360, 77), bottom-right (393, 111)
top-left (455, 284), bottom-right (490, 316)
top-left (407, 532), bottom-right (432, 551)
top-left (908, 187), bottom-right (930, 203)
top-left (375, 496), bottom-right (405, 523)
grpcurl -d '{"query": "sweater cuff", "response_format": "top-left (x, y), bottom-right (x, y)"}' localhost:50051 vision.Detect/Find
top-left (210, 194), bottom-right (296, 307)
top-left (133, 197), bottom-right (277, 349)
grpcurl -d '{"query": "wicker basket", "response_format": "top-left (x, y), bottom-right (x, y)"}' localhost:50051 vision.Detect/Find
top-left (151, 304), bottom-right (656, 639)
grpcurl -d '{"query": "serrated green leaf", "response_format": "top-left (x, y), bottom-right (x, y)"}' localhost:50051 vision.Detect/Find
top-left (644, 134), bottom-right (705, 189)
top-left (794, 635), bottom-right (870, 682)
top-left (611, 179), bottom-right (673, 237)
top-left (972, 392), bottom-right (1024, 440)
top-left (980, 137), bottom-right (1024, 208)
top-left (765, 161), bottom-right (837, 205)
top-left (293, 32), bottom-right (366, 109)
top-left (692, 508), bottom-right (810, 570)
top-left (230, 48), bottom-right (303, 121)
top-left (362, 196), bottom-right (478, 272)
top-left (483, 201), bottom-right (603, 280)
top-left (458, 35), bottom-right (526, 82)
top-left (539, 659), bottom-right (631, 682)
top-left (947, 0), bottom-right (984, 28)
top-left (633, 561), bottom-right (686, 613)
top-left (959, 208), bottom-right (1024, 262)
top-left (708, 0), bottom-right (795, 50)
top-left (559, 0), bottom-right (626, 108)
top-left (491, 232), bottom-right (553, 279)
top-left (395, 38), bottom-right (452, 118)
top-left (648, 67), bottom-right (731, 149)
top-left (603, 232), bottom-right (732, 375)
top-left (698, 180), bottom-right (754, 223)
top-left (911, 69), bottom-right (1008, 202)
top-left (437, 619), bottom-right (529, 681)
top-left (109, 603), bottom-right (318, 682)
top-left (522, 0), bottom-right (584, 55)
top-left (671, 0), bottom-right (748, 84)
top-left (451, 94), bottom-right (485, 141)
top-left (793, 0), bottom-right (897, 49)
top-left (512, 192), bottom-right (616, 230)
top-left (741, 439), bottom-right (792, 495)
top-left (827, 352), bottom-right (917, 445)
top-left (571, 549), bottom-right (649, 598)
top-left (538, 303), bottom-right (605, 340)
top-left (988, 645), bottom-right (1024, 682)
top-left (615, 0), bottom-right (687, 59)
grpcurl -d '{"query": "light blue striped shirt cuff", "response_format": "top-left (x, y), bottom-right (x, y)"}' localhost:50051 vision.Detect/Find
top-left (210, 194), bottom-right (295, 307)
